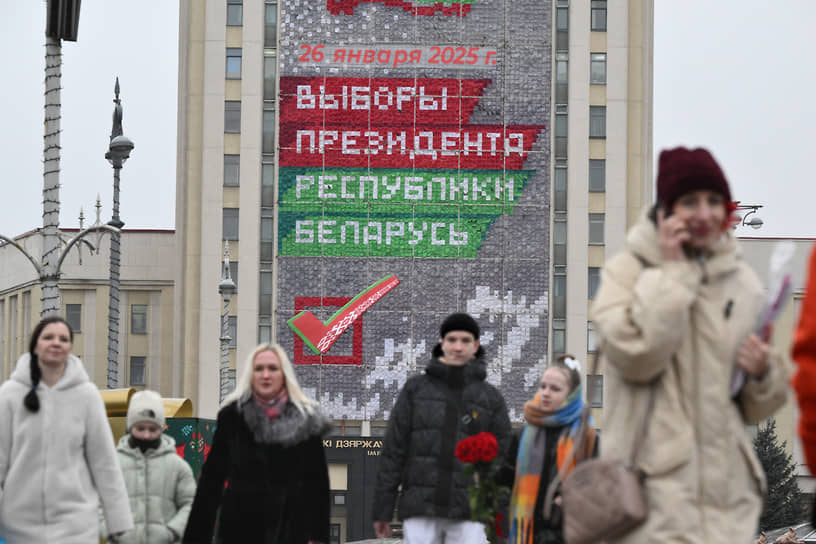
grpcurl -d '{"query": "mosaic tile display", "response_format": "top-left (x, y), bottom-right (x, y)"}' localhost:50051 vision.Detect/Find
top-left (277, 0), bottom-right (551, 422)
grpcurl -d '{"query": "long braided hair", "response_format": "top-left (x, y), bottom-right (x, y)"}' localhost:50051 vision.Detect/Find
top-left (23, 316), bottom-right (74, 413)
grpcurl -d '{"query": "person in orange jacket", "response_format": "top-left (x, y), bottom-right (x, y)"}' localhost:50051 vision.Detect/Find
top-left (792, 243), bottom-right (816, 523)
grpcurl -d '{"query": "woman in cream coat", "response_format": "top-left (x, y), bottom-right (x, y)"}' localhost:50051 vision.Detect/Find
top-left (591, 147), bottom-right (791, 543)
top-left (0, 316), bottom-right (132, 543)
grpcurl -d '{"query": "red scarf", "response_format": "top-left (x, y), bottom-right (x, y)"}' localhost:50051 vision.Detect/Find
top-left (253, 389), bottom-right (289, 421)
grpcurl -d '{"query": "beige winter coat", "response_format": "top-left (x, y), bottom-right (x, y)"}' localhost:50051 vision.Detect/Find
top-left (590, 212), bottom-right (791, 544)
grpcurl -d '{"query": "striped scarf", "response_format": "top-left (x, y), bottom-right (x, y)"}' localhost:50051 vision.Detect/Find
top-left (253, 388), bottom-right (289, 422)
top-left (507, 386), bottom-right (590, 544)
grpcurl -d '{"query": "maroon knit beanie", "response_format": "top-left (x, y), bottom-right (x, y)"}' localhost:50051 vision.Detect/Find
top-left (657, 147), bottom-right (732, 210)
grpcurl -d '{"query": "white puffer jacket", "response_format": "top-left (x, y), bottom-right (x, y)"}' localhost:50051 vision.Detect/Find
top-left (105, 434), bottom-right (196, 544)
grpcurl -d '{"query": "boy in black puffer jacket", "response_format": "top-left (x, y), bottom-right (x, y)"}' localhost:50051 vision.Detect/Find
top-left (373, 313), bottom-right (512, 543)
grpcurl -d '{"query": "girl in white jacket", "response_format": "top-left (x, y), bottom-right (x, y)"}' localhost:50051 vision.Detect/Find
top-left (0, 316), bottom-right (133, 543)
top-left (106, 390), bottom-right (196, 544)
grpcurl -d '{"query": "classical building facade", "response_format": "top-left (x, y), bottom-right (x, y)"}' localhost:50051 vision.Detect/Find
top-left (0, 228), bottom-right (175, 393)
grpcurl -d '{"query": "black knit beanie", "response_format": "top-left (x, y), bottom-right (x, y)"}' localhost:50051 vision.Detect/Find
top-left (439, 313), bottom-right (480, 339)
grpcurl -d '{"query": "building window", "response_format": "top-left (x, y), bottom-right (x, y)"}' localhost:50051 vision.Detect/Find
top-left (591, 0), bottom-right (607, 31)
top-left (589, 213), bottom-right (605, 245)
top-left (554, 166), bottom-right (567, 212)
top-left (226, 48), bottom-right (242, 79)
top-left (587, 320), bottom-right (599, 353)
top-left (262, 163), bottom-right (275, 208)
top-left (65, 304), bottom-right (82, 333)
top-left (264, 1), bottom-right (278, 48)
top-left (329, 524), bottom-right (341, 544)
top-left (260, 271), bottom-right (274, 315)
top-left (224, 154), bottom-right (240, 186)
top-left (590, 53), bottom-right (606, 84)
top-left (555, 52), bottom-right (568, 104)
top-left (589, 106), bottom-right (606, 139)
top-left (552, 319), bottom-right (566, 358)
top-left (263, 108), bottom-right (276, 155)
top-left (555, 111), bottom-right (568, 158)
top-left (556, 7), bottom-right (569, 50)
top-left (589, 159), bottom-right (605, 192)
top-left (130, 356), bottom-right (146, 386)
top-left (264, 51), bottom-right (277, 101)
top-left (228, 316), bottom-right (237, 349)
top-left (553, 216), bottom-right (567, 265)
top-left (224, 101), bottom-right (241, 133)
top-left (223, 208), bottom-right (240, 240)
top-left (229, 261), bottom-right (239, 288)
top-left (258, 324), bottom-right (272, 344)
top-left (227, 0), bottom-right (243, 26)
top-left (587, 373), bottom-right (603, 407)
top-left (261, 213), bottom-right (274, 261)
top-left (553, 267), bottom-right (566, 319)
top-left (588, 267), bottom-right (601, 299)
top-left (131, 304), bottom-right (147, 334)
top-left (332, 492), bottom-right (347, 506)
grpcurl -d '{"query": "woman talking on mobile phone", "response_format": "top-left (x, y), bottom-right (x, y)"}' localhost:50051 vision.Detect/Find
top-left (590, 147), bottom-right (791, 543)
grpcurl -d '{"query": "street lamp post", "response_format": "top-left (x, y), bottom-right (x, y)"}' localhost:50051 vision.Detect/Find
top-left (0, 2), bottom-right (118, 317)
top-left (105, 78), bottom-right (134, 388)
top-left (218, 241), bottom-right (237, 403)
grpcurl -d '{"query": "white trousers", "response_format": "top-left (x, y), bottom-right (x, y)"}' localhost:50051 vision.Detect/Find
top-left (403, 516), bottom-right (487, 544)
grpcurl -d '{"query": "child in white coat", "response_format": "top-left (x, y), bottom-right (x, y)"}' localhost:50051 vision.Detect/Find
top-left (106, 391), bottom-right (196, 544)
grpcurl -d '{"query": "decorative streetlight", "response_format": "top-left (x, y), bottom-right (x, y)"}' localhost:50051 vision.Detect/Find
top-left (105, 78), bottom-right (135, 388)
top-left (218, 241), bottom-right (237, 402)
top-left (0, 3), bottom-right (118, 316)
top-left (735, 203), bottom-right (764, 230)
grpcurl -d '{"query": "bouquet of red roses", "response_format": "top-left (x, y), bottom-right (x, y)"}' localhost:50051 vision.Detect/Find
top-left (455, 432), bottom-right (509, 544)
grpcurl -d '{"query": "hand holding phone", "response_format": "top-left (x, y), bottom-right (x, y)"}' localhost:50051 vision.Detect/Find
top-left (656, 206), bottom-right (690, 261)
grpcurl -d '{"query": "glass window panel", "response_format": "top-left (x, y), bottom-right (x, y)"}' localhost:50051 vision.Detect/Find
top-left (227, 4), bottom-right (243, 26)
top-left (591, 1), bottom-right (607, 31)
top-left (554, 168), bottom-right (567, 211)
top-left (228, 316), bottom-right (237, 348)
top-left (552, 319), bottom-right (566, 356)
top-left (589, 159), bottom-right (605, 192)
top-left (589, 106), bottom-right (606, 139)
top-left (131, 304), bottom-right (147, 334)
top-left (590, 53), bottom-right (606, 84)
top-left (556, 7), bottom-right (568, 30)
top-left (264, 55), bottom-right (277, 101)
top-left (224, 154), bottom-right (240, 186)
top-left (263, 110), bottom-right (276, 154)
top-left (229, 261), bottom-right (238, 287)
top-left (589, 213), bottom-right (605, 245)
top-left (223, 208), bottom-right (240, 240)
top-left (588, 267), bottom-right (601, 299)
top-left (130, 356), bottom-right (146, 386)
top-left (226, 48), bottom-right (242, 79)
top-left (587, 374), bottom-right (603, 407)
top-left (65, 304), bottom-right (82, 332)
top-left (262, 164), bottom-right (275, 207)
top-left (554, 220), bottom-right (567, 244)
top-left (224, 101), bottom-right (241, 133)
top-left (265, 3), bottom-right (278, 47)
top-left (587, 321), bottom-right (598, 353)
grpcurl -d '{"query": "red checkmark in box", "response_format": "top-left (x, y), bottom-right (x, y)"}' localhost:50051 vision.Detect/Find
top-left (293, 297), bottom-right (363, 365)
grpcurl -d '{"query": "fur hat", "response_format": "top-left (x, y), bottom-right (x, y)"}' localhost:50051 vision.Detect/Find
top-left (127, 390), bottom-right (166, 431)
top-left (439, 312), bottom-right (480, 339)
top-left (657, 147), bottom-right (732, 210)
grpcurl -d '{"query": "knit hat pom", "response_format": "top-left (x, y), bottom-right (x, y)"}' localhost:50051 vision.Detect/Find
top-left (439, 312), bottom-right (480, 339)
top-left (126, 390), bottom-right (166, 431)
top-left (657, 147), bottom-right (732, 211)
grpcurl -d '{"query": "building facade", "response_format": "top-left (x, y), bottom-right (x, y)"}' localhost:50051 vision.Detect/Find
top-left (0, 228), bottom-right (175, 393)
top-left (175, 0), bottom-right (653, 540)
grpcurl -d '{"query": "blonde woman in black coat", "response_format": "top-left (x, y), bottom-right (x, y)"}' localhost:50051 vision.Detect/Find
top-left (182, 344), bottom-right (331, 544)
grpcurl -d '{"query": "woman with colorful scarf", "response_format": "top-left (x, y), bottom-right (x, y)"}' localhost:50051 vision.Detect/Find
top-left (182, 344), bottom-right (332, 544)
top-left (498, 355), bottom-right (597, 544)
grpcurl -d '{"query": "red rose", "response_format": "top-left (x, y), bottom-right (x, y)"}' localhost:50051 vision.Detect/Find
top-left (455, 432), bottom-right (499, 464)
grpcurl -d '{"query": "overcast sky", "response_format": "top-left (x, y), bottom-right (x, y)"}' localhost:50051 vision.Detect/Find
top-left (1, 1), bottom-right (814, 239)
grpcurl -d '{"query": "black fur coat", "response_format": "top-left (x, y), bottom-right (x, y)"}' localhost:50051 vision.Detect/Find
top-left (182, 398), bottom-right (332, 544)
